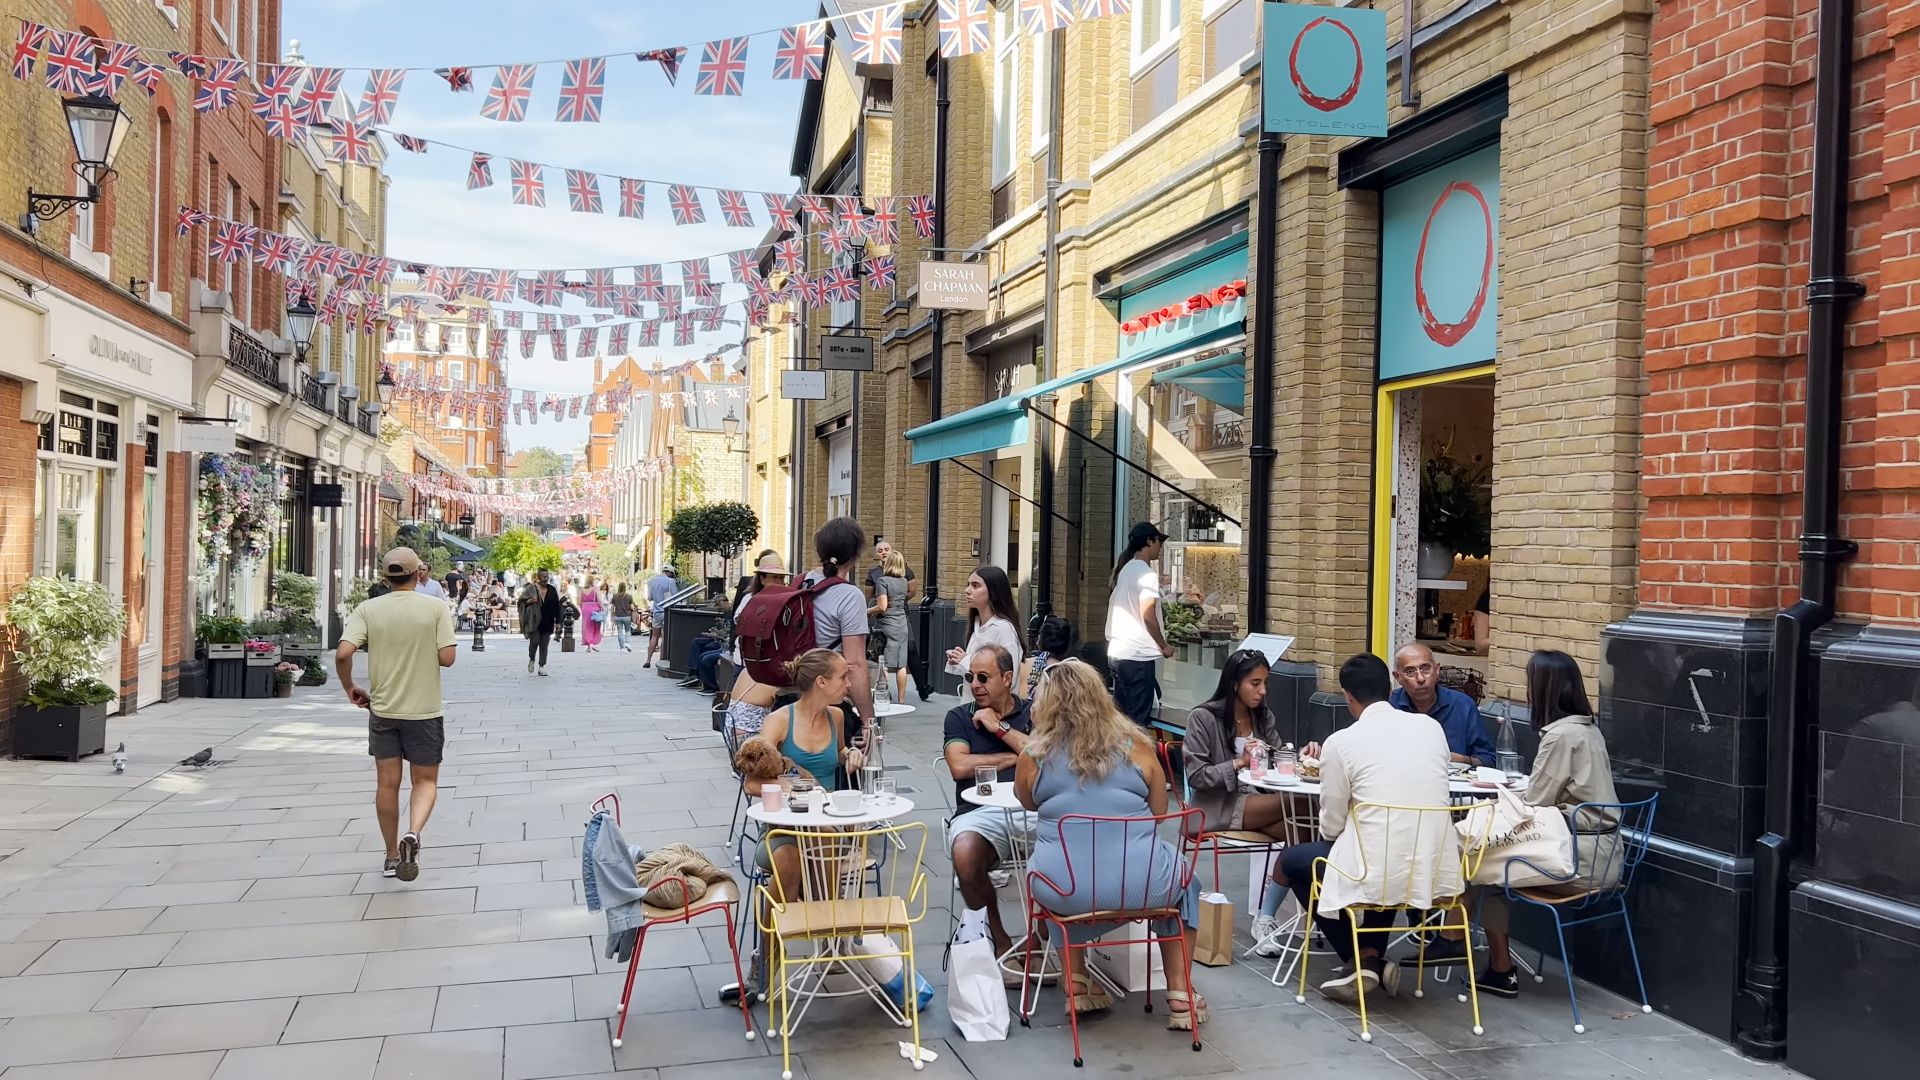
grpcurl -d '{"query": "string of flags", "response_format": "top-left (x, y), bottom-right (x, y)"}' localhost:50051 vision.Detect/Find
top-left (386, 466), bottom-right (668, 517)
top-left (382, 361), bottom-right (746, 424)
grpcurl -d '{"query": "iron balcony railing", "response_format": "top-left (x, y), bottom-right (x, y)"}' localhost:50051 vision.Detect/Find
top-left (228, 325), bottom-right (284, 390)
top-left (300, 374), bottom-right (329, 412)
top-left (357, 409), bottom-right (378, 437)
top-left (336, 394), bottom-right (356, 423)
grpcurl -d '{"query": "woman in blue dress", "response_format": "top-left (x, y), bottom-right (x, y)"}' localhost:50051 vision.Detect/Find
top-left (1015, 659), bottom-right (1206, 1031)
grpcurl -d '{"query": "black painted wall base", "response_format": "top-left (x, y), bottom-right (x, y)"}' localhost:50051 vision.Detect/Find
top-left (1787, 882), bottom-right (1920, 1080)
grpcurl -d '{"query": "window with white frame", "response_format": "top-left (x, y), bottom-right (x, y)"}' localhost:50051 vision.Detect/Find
top-left (214, 0), bottom-right (236, 45)
top-left (446, 325), bottom-right (467, 353)
top-left (1031, 28), bottom-right (1050, 156)
top-left (240, 199), bottom-right (258, 325)
top-left (149, 115), bottom-right (168, 291)
top-left (1204, 0), bottom-right (1256, 80)
top-left (1131, 0), bottom-right (1182, 132)
top-left (992, 4), bottom-right (1019, 185)
top-left (342, 323), bottom-right (358, 387)
top-left (392, 323), bottom-right (415, 349)
top-left (448, 360), bottom-right (465, 385)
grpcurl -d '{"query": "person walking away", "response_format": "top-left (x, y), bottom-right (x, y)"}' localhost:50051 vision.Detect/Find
top-left (520, 570), bottom-right (562, 675)
top-left (869, 550), bottom-right (912, 705)
top-left (415, 565), bottom-right (448, 601)
top-left (1106, 522), bottom-right (1172, 730)
top-left (1019, 616), bottom-right (1075, 697)
top-left (944, 565), bottom-right (1024, 678)
top-left (867, 537), bottom-right (929, 699)
top-left (610, 582), bottom-right (636, 652)
top-left (643, 566), bottom-right (678, 667)
top-left (579, 575), bottom-right (605, 652)
top-left (336, 548), bottom-right (457, 882)
top-left (1389, 643), bottom-right (1496, 766)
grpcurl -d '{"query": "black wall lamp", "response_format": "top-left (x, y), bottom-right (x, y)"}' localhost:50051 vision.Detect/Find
top-left (24, 95), bottom-right (130, 232)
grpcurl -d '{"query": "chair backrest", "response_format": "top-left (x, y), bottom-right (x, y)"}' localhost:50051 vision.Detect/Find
top-left (1029, 809), bottom-right (1202, 919)
top-left (590, 792), bottom-right (621, 825)
top-left (931, 753), bottom-right (956, 820)
top-left (759, 821), bottom-right (931, 931)
top-left (1563, 794), bottom-right (1658, 900)
top-left (1329, 802), bottom-right (1483, 907)
top-left (715, 657), bottom-right (737, 694)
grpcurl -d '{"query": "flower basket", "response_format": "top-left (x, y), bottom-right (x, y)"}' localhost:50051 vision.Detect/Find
top-left (271, 661), bottom-right (301, 698)
top-left (205, 643), bottom-right (246, 660)
top-left (244, 639), bottom-right (282, 667)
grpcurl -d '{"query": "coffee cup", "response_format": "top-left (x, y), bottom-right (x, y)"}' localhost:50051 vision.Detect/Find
top-left (830, 789), bottom-right (863, 815)
top-left (760, 784), bottom-right (785, 812)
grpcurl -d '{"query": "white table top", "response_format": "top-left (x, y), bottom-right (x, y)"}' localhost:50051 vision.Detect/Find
top-left (960, 784), bottom-right (1025, 810)
top-left (1237, 769), bottom-right (1527, 797)
top-left (870, 702), bottom-right (917, 718)
top-left (745, 793), bottom-right (914, 829)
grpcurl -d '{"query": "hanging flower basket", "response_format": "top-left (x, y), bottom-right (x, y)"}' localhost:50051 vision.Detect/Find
top-left (198, 455), bottom-right (289, 573)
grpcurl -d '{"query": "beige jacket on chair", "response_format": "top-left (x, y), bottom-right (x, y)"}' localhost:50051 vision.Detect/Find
top-left (1315, 701), bottom-right (1463, 916)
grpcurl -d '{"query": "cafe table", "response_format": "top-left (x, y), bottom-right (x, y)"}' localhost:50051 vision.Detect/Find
top-left (744, 793), bottom-right (919, 1035)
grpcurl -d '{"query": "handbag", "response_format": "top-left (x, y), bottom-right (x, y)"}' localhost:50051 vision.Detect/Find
top-left (1456, 787), bottom-right (1576, 888)
top-left (946, 909), bottom-right (1010, 1040)
top-left (592, 608), bottom-right (607, 625)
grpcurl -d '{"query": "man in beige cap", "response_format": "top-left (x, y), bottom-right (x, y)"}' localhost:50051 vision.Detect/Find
top-left (338, 547), bottom-right (457, 881)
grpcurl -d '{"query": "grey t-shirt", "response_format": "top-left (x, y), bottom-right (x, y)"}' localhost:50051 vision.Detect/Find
top-left (800, 570), bottom-right (870, 647)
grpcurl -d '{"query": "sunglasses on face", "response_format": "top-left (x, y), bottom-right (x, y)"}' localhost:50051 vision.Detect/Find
top-left (961, 671), bottom-right (1004, 684)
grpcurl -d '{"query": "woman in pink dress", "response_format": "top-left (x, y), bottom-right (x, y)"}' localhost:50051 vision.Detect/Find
top-left (579, 576), bottom-right (605, 652)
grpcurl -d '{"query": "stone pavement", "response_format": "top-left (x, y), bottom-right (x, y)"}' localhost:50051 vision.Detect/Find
top-left (0, 634), bottom-right (1807, 1080)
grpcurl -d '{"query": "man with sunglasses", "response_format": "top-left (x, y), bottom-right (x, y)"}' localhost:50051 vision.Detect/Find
top-left (943, 645), bottom-right (1035, 967)
top-left (1388, 643), bottom-right (1494, 766)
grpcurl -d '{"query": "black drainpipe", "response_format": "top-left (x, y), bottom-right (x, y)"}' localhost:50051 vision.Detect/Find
top-left (1244, 131), bottom-right (1282, 634)
top-left (1031, 27), bottom-right (1065, 642)
top-left (918, 52), bottom-right (951, 675)
top-left (1736, 0), bottom-right (1861, 1059)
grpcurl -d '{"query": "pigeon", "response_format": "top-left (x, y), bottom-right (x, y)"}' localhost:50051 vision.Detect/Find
top-left (179, 748), bottom-right (213, 767)
top-left (112, 743), bottom-right (126, 774)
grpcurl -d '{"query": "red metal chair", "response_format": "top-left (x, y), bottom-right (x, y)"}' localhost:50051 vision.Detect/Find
top-left (590, 793), bottom-right (757, 1050)
top-left (1017, 808), bottom-right (1206, 1068)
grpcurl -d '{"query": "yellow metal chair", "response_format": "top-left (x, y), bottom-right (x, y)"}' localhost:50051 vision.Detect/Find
top-left (756, 821), bottom-right (930, 1080)
top-left (1293, 801), bottom-right (1493, 1043)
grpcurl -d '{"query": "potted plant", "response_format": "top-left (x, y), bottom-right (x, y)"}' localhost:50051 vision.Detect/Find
top-left (243, 636), bottom-right (281, 698)
top-left (4, 577), bottom-right (127, 761)
top-left (196, 614), bottom-right (247, 658)
top-left (272, 572), bottom-right (322, 658)
top-left (297, 656), bottom-right (329, 687)
top-left (271, 661), bottom-right (301, 698)
top-left (1418, 446), bottom-right (1492, 579)
top-left (1163, 601), bottom-right (1203, 664)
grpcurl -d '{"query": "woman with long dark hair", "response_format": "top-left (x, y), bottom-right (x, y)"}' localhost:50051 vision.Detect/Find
top-left (944, 565), bottom-right (1024, 677)
top-left (1018, 615), bottom-right (1075, 696)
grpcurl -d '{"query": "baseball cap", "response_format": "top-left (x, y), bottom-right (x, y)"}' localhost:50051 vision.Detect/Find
top-left (382, 547), bottom-right (423, 578)
top-left (1128, 521), bottom-right (1169, 547)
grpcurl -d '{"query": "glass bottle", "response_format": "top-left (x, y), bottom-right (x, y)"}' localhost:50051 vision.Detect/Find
top-left (1495, 714), bottom-right (1525, 780)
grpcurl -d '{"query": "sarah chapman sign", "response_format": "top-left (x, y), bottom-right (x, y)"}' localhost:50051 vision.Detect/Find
top-left (920, 260), bottom-right (990, 311)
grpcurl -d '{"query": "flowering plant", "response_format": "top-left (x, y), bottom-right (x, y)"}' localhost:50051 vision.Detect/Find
top-left (272, 660), bottom-right (301, 687)
top-left (198, 455), bottom-right (289, 569)
top-left (244, 639), bottom-right (278, 656)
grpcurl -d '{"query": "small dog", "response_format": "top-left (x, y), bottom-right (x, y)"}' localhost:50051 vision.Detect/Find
top-left (732, 739), bottom-right (796, 782)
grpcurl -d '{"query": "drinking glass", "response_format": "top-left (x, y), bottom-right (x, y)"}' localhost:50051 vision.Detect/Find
top-left (862, 764), bottom-right (884, 803)
top-left (875, 778), bottom-right (897, 807)
top-left (1273, 749), bottom-right (1299, 783)
top-left (790, 776), bottom-right (815, 813)
top-left (975, 765), bottom-right (996, 797)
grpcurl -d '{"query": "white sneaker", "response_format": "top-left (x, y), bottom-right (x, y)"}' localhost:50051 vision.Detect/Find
top-left (1318, 966), bottom-right (1379, 1005)
top-left (1249, 913), bottom-right (1285, 958)
top-left (1379, 958), bottom-right (1402, 999)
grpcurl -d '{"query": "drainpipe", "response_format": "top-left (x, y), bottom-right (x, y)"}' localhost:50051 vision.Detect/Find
top-left (1244, 131), bottom-right (1282, 634)
top-left (1736, 0), bottom-right (1861, 1059)
top-left (1031, 28), bottom-right (1065, 643)
top-left (919, 53), bottom-right (951, 669)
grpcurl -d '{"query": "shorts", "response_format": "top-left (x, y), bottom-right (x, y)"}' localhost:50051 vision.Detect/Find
top-left (1109, 659), bottom-right (1160, 729)
top-left (753, 831), bottom-right (800, 873)
top-left (947, 806), bottom-right (1039, 862)
top-left (369, 714), bottom-right (445, 765)
top-left (726, 699), bottom-right (771, 742)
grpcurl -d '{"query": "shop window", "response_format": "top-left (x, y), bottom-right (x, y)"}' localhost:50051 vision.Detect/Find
top-left (992, 4), bottom-right (1019, 185)
top-left (1203, 0), bottom-right (1256, 80)
top-left (54, 467), bottom-right (105, 582)
top-left (1131, 0), bottom-right (1182, 132)
top-left (144, 414), bottom-right (159, 468)
top-left (447, 325), bottom-right (467, 354)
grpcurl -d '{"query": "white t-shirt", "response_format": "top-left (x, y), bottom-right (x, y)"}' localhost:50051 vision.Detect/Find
top-left (1105, 558), bottom-right (1165, 662)
top-left (946, 615), bottom-right (1024, 676)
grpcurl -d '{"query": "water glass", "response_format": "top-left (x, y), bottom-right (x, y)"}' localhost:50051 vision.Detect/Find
top-left (1273, 750), bottom-right (1299, 783)
top-left (875, 778), bottom-right (897, 806)
top-left (975, 765), bottom-right (997, 797)
top-left (862, 764), bottom-right (884, 803)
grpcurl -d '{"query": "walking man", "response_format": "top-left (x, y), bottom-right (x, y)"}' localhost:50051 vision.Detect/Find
top-left (642, 566), bottom-right (677, 668)
top-left (520, 569), bottom-right (561, 676)
top-left (337, 548), bottom-right (457, 882)
top-left (1105, 521), bottom-right (1172, 729)
top-left (414, 565), bottom-right (448, 600)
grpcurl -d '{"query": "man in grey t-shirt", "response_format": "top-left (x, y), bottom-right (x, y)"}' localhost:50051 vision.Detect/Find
top-left (642, 568), bottom-right (677, 668)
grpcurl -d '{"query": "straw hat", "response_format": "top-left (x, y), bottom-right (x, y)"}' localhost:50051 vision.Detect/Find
top-left (754, 553), bottom-right (793, 579)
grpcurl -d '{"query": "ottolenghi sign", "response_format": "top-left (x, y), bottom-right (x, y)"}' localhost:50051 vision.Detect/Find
top-left (1261, 4), bottom-right (1388, 138)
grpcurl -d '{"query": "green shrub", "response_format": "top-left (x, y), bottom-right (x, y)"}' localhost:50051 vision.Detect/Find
top-left (4, 577), bottom-right (127, 706)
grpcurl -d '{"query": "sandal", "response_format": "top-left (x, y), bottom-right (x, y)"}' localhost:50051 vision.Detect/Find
top-left (1067, 973), bottom-right (1114, 1015)
top-left (1165, 989), bottom-right (1208, 1031)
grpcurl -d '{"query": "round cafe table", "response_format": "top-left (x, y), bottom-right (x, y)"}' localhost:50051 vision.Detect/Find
top-left (1237, 770), bottom-right (1529, 799)
top-left (870, 701), bottom-right (917, 718)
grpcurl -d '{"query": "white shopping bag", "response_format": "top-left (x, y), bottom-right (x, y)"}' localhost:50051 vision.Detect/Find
top-left (1456, 787), bottom-right (1575, 888)
top-left (947, 910), bottom-right (1010, 1041)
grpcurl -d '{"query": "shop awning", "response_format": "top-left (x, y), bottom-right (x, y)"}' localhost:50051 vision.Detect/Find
top-left (1151, 351), bottom-right (1245, 410)
top-left (903, 352), bottom-right (1144, 465)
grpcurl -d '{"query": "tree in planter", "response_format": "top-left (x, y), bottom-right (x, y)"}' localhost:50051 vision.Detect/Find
top-left (664, 502), bottom-right (760, 587)
top-left (4, 577), bottom-right (127, 759)
top-left (271, 571), bottom-right (321, 643)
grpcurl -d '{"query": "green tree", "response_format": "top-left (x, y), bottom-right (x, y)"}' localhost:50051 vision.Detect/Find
top-left (512, 447), bottom-right (568, 478)
top-left (665, 502), bottom-right (761, 561)
top-left (482, 526), bottom-right (565, 575)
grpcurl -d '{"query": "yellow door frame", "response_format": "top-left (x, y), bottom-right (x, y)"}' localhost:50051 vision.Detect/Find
top-left (1369, 363), bottom-right (1497, 655)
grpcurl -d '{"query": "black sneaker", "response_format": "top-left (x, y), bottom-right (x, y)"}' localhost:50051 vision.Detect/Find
top-left (1477, 965), bottom-right (1520, 998)
top-left (396, 832), bottom-right (420, 882)
top-left (1401, 936), bottom-right (1471, 967)
top-left (382, 857), bottom-right (400, 878)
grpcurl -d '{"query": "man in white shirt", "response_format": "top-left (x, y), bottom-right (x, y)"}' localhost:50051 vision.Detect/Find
top-left (1104, 521), bottom-right (1172, 730)
top-left (1265, 654), bottom-right (1458, 1004)
top-left (414, 566), bottom-right (448, 600)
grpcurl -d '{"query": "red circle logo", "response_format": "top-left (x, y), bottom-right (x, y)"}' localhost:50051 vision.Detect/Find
top-left (1287, 17), bottom-right (1364, 113)
top-left (1412, 181), bottom-right (1494, 348)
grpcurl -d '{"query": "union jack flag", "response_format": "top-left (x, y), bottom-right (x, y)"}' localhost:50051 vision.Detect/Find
top-left (85, 42), bottom-right (140, 97)
top-left (583, 268), bottom-right (619, 308)
top-left (328, 122), bottom-right (376, 166)
top-left (529, 270), bottom-right (566, 305)
top-left (509, 160), bottom-right (546, 207)
top-left (566, 169), bottom-right (603, 213)
top-left (613, 286), bottom-right (645, 318)
top-left (667, 184), bottom-right (705, 225)
top-left (937, 0), bottom-right (992, 57)
top-left (551, 333), bottom-right (566, 362)
top-left (698, 307), bottom-right (726, 331)
top-left (11, 21), bottom-right (47, 81)
top-left (296, 67), bottom-right (344, 125)
top-left (907, 195), bottom-right (937, 239)
top-left (369, 256), bottom-right (398, 285)
top-left (41, 31), bottom-right (95, 95)
top-left (866, 255), bottom-right (897, 288)
top-left (746, 274), bottom-right (776, 306)
top-left (820, 223), bottom-right (852, 258)
top-left (501, 310), bottom-right (524, 328)
top-left (659, 284), bottom-right (683, 319)
top-left (252, 63), bottom-right (301, 109)
top-left (356, 68), bottom-right (405, 125)
top-left (764, 193), bottom-right (798, 231)
top-left (796, 274), bottom-right (827, 309)
top-left (867, 197), bottom-right (899, 244)
top-left (555, 57), bottom-right (605, 123)
top-left (479, 270), bottom-right (517, 302)
top-left (481, 65), bottom-right (535, 122)
top-left (332, 252), bottom-right (366, 289)
top-left (775, 237), bottom-right (804, 273)
top-left (209, 221), bottom-right (254, 264)
top-left (285, 278), bottom-right (316, 309)
top-left (851, 7), bottom-right (903, 66)
top-left (129, 60), bottom-right (165, 96)
top-left (514, 329), bottom-right (532, 358)
top-left (695, 37), bottom-right (748, 97)
top-left (175, 206), bottom-right (210, 237)
top-left (196, 58), bottom-right (247, 112)
top-left (1020, 0), bottom-right (1079, 33)
top-left (395, 133), bottom-right (428, 153)
top-left (168, 51), bottom-right (208, 79)
top-left (617, 177), bottom-right (645, 219)
top-left (576, 326), bottom-right (599, 358)
top-left (638, 321), bottom-right (660, 347)
top-left (717, 189), bottom-right (753, 228)
top-left (251, 232), bottom-right (295, 271)
top-left (609, 322), bottom-right (629, 354)
top-left (435, 66), bottom-right (473, 91)
top-left (636, 47), bottom-right (685, 85)
top-left (632, 264), bottom-right (664, 301)
top-left (536, 313), bottom-right (556, 332)
top-left (1080, 0), bottom-right (1132, 17)
top-left (795, 194), bottom-right (830, 221)
top-left (421, 265), bottom-right (458, 297)
top-left (342, 252), bottom-right (382, 292)
top-left (823, 266), bottom-right (860, 303)
top-left (467, 153), bottom-right (492, 189)
top-left (255, 97), bottom-right (305, 139)
top-left (682, 259), bottom-right (715, 303)
top-left (772, 25), bottom-right (824, 81)
top-left (727, 249), bottom-right (758, 284)
top-left (296, 243), bottom-right (332, 278)
top-left (674, 316), bottom-right (695, 347)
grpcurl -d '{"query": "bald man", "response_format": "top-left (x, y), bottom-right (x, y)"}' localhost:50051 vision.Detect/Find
top-left (1387, 643), bottom-right (1495, 767)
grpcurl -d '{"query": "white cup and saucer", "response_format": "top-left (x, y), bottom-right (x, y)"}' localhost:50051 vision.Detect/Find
top-left (825, 789), bottom-right (866, 817)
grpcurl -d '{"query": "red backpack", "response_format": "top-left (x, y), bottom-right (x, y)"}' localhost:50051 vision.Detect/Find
top-left (734, 574), bottom-right (846, 686)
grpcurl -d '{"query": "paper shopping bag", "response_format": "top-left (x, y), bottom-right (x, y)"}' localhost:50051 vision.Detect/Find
top-left (947, 935), bottom-right (1011, 1040)
top-left (1194, 892), bottom-right (1235, 967)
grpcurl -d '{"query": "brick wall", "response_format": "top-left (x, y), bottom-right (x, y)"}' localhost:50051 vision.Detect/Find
top-left (186, 0), bottom-right (283, 337)
top-left (0, 379), bottom-right (39, 750)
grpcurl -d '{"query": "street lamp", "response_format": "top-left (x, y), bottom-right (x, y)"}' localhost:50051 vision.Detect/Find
top-left (286, 299), bottom-right (318, 363)
top-left (376, 369), bottom-right (396, 405)
top-left (25, 95), bottom-right (131, 228)
top-left (722, 408), bottom-right (748, 454)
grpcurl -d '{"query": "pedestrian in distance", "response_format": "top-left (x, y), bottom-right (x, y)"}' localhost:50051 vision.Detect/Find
top-left (520, 569), bottom-right (562, 676)
top-left (868, 550), bottom-right (913, 705)
top-left (1105, 521), bottom-right (1174, 730)
top-left (336, 547), bottom-right (457, 882)
top-left (643, 566), bottom-right (678, 668)
top-left (580, 574), bottom-right (605, 652)
top-left (610, 581), bottom-right (636, 652)
top-left (415, 565), bottom-right (448, 601)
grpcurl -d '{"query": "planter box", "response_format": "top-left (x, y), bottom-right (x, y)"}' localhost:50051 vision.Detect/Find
top-left (205, 643), bottom-right (246, 660)
top-left (283, 645), bottom-right (322, 662)
top-left (177, 659), bottom-right (207, 699)
top-left (11, 701), bottom-right (110, 762)
top-left (243, 666), bottom-right (274, 698)
top-left (207, 658), bottom-right (245, 698)
top-left (245, 648), bottom-right (282, 667)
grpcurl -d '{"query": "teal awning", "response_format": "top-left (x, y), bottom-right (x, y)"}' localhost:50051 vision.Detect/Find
top-left (1151, 351), bottom-right (1245, 410)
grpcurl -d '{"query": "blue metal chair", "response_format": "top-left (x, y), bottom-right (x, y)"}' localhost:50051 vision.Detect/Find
top-left (1502, 794), bottom-right (1659, 1033)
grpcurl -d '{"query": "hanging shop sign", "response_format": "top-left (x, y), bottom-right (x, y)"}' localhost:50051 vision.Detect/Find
top-left (1261, 3), bottom-right (1388, 138)
top-left (920, 260), bottom-right (991, 310)
top-left (310, 483), bottom-right (346, 508)
top-left (1115, 239), bottom-right (1251, 364)
top-left (1379, 144), bottom-right (1501, 380)
top-left (821, 333), bottom-right (875, 371)
top-left (780, 370), bottom-right (828, 400)
top-left (178, 421), bottom-right (239, 454)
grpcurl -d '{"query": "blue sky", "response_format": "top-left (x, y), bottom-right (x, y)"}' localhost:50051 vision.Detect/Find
top-left (284, 1), bottom-right (819, 454)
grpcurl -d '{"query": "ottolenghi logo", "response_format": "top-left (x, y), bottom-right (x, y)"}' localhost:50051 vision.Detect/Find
top-left (1287, 16), bottom-right (1363, 113)
top-left (1413, 181), bottom-right (1494, 347)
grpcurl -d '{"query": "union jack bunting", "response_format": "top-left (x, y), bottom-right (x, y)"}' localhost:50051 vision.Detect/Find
top-left (800, 274), bottom-right (829, 308)
top-left (480, 269), bottom-right (517, 302)
top-left (251, 232), bottom-right (296, 271)
top-left (11, 21), bottom-right (47, 81)
top-left (509, 160), bottom-right (546, 207)
top-left (129, 60), bottom-right (164, 96)
top-left (868, 197), bottom-right (899, 244)
top-left (395, 133), bottom-right (428, 153)
top-left (421, 265), bottom-right (459, 298)
top-left (1019, 0), bottom-right (1079, 33)
top-left (255, 97), bottom-right (305, 140)
top-left (356, 69), bottom-right (406, 125)
top-left (296, 67), bottom-right (344, 125)
top-left (332, 252), bottom-right (365, 289)
top-left (536, 312), bottom-right (556, 332)
top-left (937, 0), bottom-right (992, 57)
top-left (196, 58), bottom-right (247, 112)
top-left (561, 313), bottom-right (582, 328)
top-left (328, 122), bottom-right (376, 166)
top-left (175, 206), bottom-right (210, 237)
top-left (435, 66), bottom-right (473, 91)
top-left (501, 310), bottom-right (524, 329)
top-left (850, 7), bottom-right (904, 66)
top-left (907, 195), bottom-right (938, 239)
top-left (609, 322), bottom-right (629, 354)
top-left (1081, 0), bottom-right (1132, 17)
top-left (369, 256), bottom-right (398, 285)
top-left (616, 286), bottom-right (648, 318)
top-left (342, 253), bottom-right (382, 292)
top-left (820, 223), bottom-right (852, 258)
top-left (637, 321), bottom-right (660, 348)
top-left (467, 152), bottom-right (492, 189)
top-left (764, 193), bottom-right (798, 231)
top-left (576, 326), bottom-right (598, 358)
top-left (565, 169), bottom-right (603, 213)
top-left (583, 268), bottom-right (619, 308)
top-left (717, 189), bottom-right (753, 228)
top-left (618, 177), bottom-right (645, 219)
top-left (555, 57), bottom-right (605, 123)
top-left (681, 258), bottom-right (713, 302)
top-left (550, 333), bottom-right (566, 362)
top-left (774, 237), bottom-right (804, 273)
top-left (823, 266), bottom-right (860, 303)
top-left (41, 31), bottom-right (95, 95)
top-left (530, 270), bottom-right (566, 305)
top-left (519, 329), bottom-right (536, 357)
top-left (695, 37), bottom-right (748, 97)
top-left (635, 47), bottom-right (685, 85)
top-left (85, 42), bottom-right (140, 97)
top-left (296, 242), bottom-right (334, 278)
top-left (674, 317), bottom-right (695, 347)
top-left (796, 194), bottom-right (830, 221)
top-left (667, 184), bottom-right (705, 225)
top-left (481, 64), bottom-right (535, 122)
top-left (772, 24), bottom-right (824, 81)
top-left (727, 249), bottom-right (758, 284)
top-left (659, 285), bottom-right (683, 319)
top-left (251, 63), bottom-right (302, 110)
top-left (867, 254), bottom-right (897, 288)
top-left (209, 221), bottom-right (254, 264)
top-left (698, 307), bottom-right (726, 331)
top-left (285, 278), bottom-right (317, 309)
top-left (168, 51), bottom-right (208, 79)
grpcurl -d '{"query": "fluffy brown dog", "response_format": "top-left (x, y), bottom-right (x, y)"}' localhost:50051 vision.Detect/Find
top-left (732, 738), bottom-right (796, 782)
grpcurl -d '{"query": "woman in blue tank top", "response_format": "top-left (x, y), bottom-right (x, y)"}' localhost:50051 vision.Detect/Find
top-left (745, 649), bottom-right (868, 902)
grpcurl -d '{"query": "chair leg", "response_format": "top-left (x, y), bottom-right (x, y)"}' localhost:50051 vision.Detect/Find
top-left (1063, 941), bottom-right (1085, 1069)
top-left (775, 947), bottom-right (795, 1080)
top-left (1018, 912), bottom-right (1041, 1025)
top-left (1294, 882), bottom-right (1317, 1005)
top-left (905, 936), bottom-right (925, 1071)
top-left (720, 907), bottom-right (757, 1041)
top-left (1454, 902), bottom-right (1484, 1036)
top-left (1550, 913), bottom-right (1586, 1033)
top-left (1175, 931), bottom-right (1201, 1053)
top-left (612, 924), bottom-right (647, 1048)
top-left (1350, 919), bottom-right (1372, 1043)
top-left (1618, 909), bottom-right (1655, 1015)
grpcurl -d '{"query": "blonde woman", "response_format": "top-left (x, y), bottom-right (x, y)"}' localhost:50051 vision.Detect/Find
top-left (1014, 660), bottom-right (1206, 1030)
top-left (867, 550), bottom-right (912, 704)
